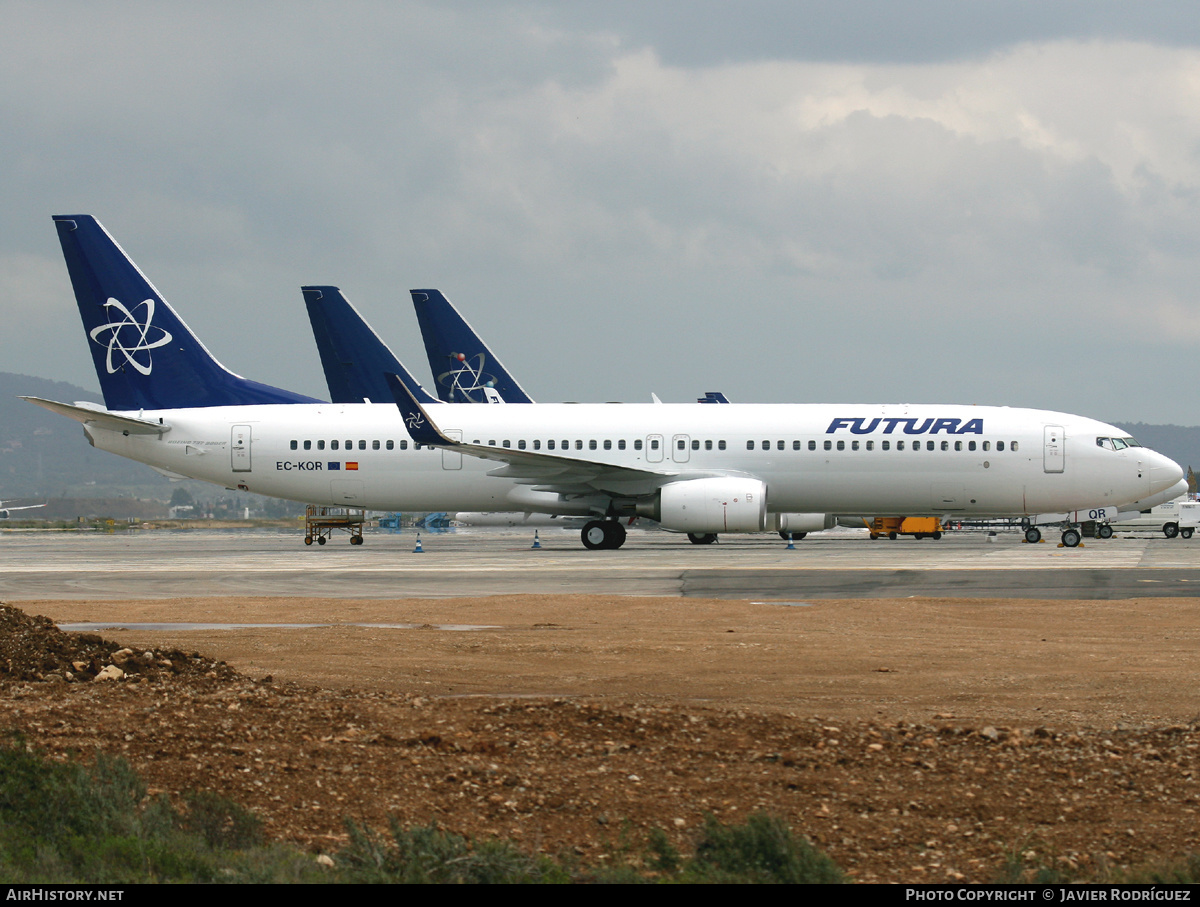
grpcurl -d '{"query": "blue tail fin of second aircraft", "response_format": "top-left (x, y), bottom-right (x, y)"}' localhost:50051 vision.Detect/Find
top-left (302, 286), bottom-right (439, 405)
top-left (54, 215), bottom-right (320, 411)
top-left (410, 289), bottom-right (534, 403)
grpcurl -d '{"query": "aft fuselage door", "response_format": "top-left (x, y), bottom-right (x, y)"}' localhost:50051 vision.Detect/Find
top-left (1043, 425), bottom-right (1064, 474)
top-left (231, 424), bottom-right (252, 472)
top-left (442, 429), bottom-right (462, 470)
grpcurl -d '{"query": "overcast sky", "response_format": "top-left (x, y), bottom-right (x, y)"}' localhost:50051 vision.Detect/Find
top-left (4, 1), bottom-right (1200, 424)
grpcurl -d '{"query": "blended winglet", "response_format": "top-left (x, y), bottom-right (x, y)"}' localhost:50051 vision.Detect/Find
top-left (385, 372), bottom-right (454, 448)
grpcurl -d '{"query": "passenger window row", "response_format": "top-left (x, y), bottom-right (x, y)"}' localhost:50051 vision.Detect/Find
top-left (288, 437), bottom-right (1021, 454)
top-left (747, 439), bottom-right (1020, 452)
top-left (290, 439), bottom-right (410, 451)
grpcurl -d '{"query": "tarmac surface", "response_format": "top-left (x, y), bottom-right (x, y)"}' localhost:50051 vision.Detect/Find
top-left (1, 524), bottom-right (1198, 600)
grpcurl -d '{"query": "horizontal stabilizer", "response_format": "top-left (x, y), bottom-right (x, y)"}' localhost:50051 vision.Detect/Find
top-left (20, 397), bottom-right (170, 435)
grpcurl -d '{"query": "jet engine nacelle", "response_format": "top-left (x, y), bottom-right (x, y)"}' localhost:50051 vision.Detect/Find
top-left (646, 477), bottom-right (768, 533)
top-left (774, 512), bottom-right (835, 534)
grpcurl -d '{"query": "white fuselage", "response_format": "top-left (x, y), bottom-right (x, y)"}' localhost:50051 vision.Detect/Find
top-left (80, 401), bottom-right (1181, 519)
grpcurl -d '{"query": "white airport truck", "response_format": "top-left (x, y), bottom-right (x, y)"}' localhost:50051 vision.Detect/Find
top-left (1108, 494), bottom-right (1198, 539)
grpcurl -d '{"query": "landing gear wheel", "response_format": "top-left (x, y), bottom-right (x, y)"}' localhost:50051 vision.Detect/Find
top-left (606, 521), bottom-right (627, 549)
top-left (1097, 524), bottom-right (1114, 539)
top-left (1025, 527), bottom-right (1042, 544)
top-left (304, 536), bottom-right (313, 546)
top-left (582, 520), bottom-right (627, 550)
top-left (1164, 522), bottom-right (1179, 539)
top-left (1061, 528), bottom-right (1081, 548)
top-left (317, 536), bottom-right (326, 545)
top-left (1182, 528), bottom-right (1195, 540)
top-left (689, 533), bottom-right (718, 545)
top-left (777, 531), bottom-right (806, 541)
top-left (582, 521), bottom-right (608, 550)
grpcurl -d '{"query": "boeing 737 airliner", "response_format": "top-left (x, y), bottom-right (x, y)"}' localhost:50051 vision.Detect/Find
top-left (307, 284), bottom-right (1187, 543)
top-left (25, 215), bottom-right (1184, 550)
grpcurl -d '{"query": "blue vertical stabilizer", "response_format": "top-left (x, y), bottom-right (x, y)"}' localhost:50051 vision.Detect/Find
top-left (410, 289), bottom-right (534, 403)
top-left (302, 286), bottom-right (440, 405)
top-left (54, 215), bottom-right (321, 410)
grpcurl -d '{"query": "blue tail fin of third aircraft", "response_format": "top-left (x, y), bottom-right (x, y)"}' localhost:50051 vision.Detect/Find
top-left (302, 286), bottom-right (439, 406)
top-left (54, 215), bottom-right (320, 411)
top-left (410, 289), bottom-right (534, 403)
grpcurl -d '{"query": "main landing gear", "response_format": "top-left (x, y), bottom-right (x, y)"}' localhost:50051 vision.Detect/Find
top-left (1023, 520), bottom-right (1093, 547)
top-left (582, 519), bottom-right (627, 550)
top-left (688, 533), bottom-right (718, 545)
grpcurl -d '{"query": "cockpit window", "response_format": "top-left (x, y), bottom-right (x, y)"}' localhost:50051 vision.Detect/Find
top-left (1097, 435), bottom-right (1142, 451)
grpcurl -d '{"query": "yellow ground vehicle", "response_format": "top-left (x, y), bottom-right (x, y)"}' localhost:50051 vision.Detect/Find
top-left (866, 516), bottom-right (943, 540)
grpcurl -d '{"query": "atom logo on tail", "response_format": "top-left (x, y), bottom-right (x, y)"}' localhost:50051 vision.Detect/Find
top-left (437, 352), bottom-right (499, 402)
top-left (88, 297), bottom-right (173, 375)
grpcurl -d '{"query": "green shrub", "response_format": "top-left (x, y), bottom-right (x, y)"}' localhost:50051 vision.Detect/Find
top-left (337, 819), bottom-right (568, 884)
top-left (685, 813), bottom-right (845, 884)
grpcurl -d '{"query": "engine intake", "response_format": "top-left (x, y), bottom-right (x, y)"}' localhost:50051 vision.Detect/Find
top-left (640, 477), bottom-right (768, 533)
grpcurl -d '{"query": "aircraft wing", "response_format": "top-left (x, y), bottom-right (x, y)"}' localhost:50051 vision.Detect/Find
top-left (21, 397), bottom-right (171, 435)
top-left (385, 373), bottom-right (713, 496)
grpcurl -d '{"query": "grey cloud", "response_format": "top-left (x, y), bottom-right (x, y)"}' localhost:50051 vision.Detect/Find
top-left (2, 4), bottom-right (1200, 423)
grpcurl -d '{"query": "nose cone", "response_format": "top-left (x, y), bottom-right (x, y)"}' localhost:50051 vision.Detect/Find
top-left (1124, 478), bottom-right (1189, 513)
top-left (1148, 450), bottom-right (1185, 496)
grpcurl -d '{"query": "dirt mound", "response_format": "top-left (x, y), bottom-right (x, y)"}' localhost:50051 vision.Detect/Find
top-left (0, 603), bottom-right (239, 685)
top-left (6, 600), bottom-right (1200, 883)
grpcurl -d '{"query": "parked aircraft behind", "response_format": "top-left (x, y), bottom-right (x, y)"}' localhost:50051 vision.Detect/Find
top-left (303, 286), bottom-right (439, 406)
top-left (454, 512), bottom-right (590, 529)
top-left (27, 215), bottom-right (1185, 550)
top-left (411, 289), bottom-right (533, 404)
top-left (0, 500), bottom-right (45, 519)
top-left (305, 283), bottom-right (744, 540)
